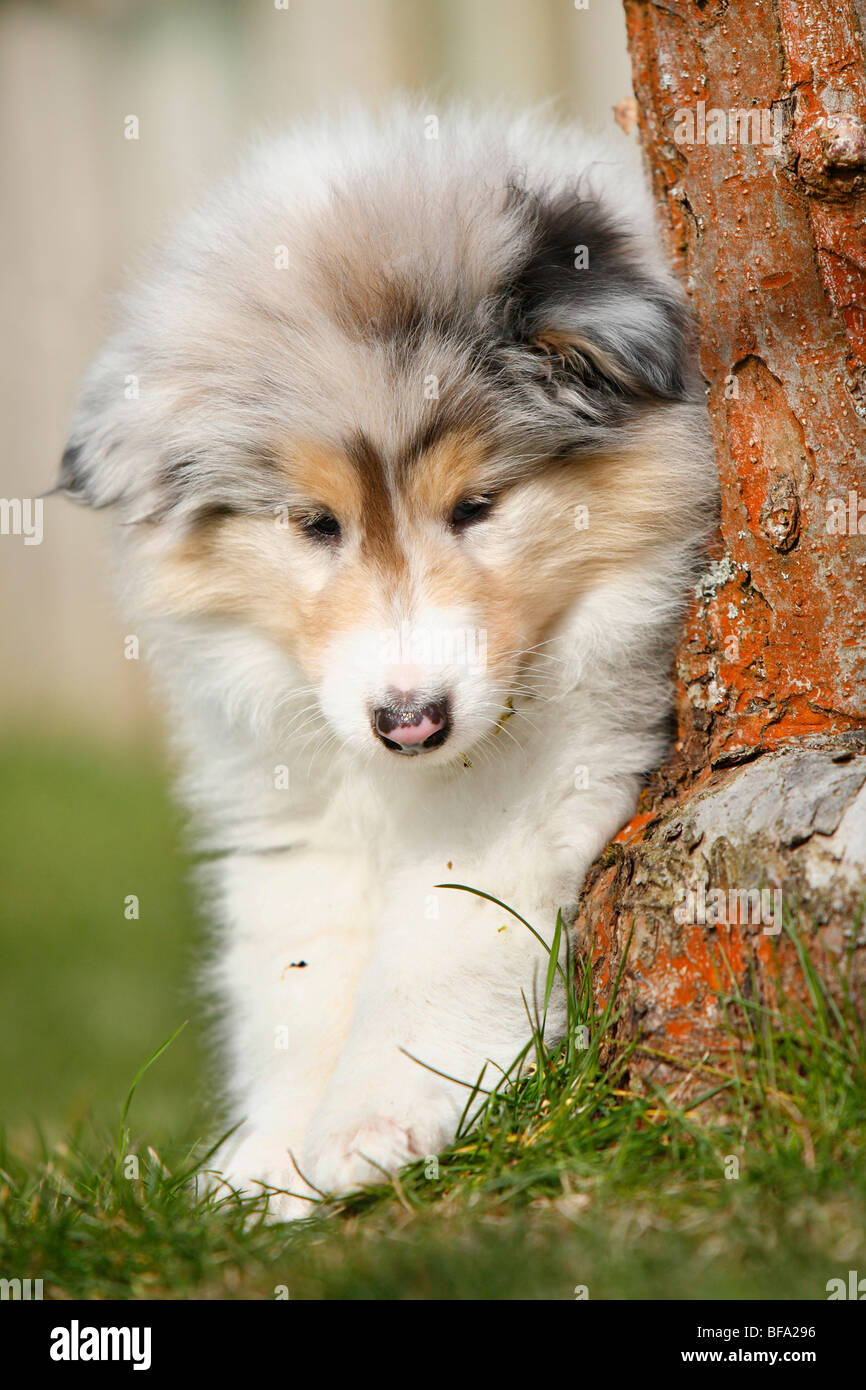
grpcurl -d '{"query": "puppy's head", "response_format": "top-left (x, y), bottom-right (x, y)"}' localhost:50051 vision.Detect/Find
top-left (59, 120), bottom-right (700, 766)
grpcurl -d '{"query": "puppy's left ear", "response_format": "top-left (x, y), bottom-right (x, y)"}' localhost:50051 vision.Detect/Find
top-left (54, 350), bottom-right (154, 514)
top-left (53, 441), bottom-right (92, 505)
top-left (506, 186), bottom-right (689, 405)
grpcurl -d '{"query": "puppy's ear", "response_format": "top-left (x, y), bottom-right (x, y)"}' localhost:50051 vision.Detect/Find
top-left (55, 353), bottom-right (152, 514)
top-left (505, 185), bottom-right (688, 405)
top-left (54, 441), bottom-right (94, 505)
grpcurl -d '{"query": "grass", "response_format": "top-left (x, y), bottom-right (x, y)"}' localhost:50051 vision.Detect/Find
top-left (1, 732), bottom-right (865, 1300)
top-left (0, 734), bottom-right (204, 1143)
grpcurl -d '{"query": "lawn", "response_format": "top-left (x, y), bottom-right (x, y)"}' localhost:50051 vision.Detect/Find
top-left (1, 733), bottom-right (865, 1300)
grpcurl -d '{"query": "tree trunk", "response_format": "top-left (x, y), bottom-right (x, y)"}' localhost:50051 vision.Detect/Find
top-left (573, 0), bottom-right (866, 1083)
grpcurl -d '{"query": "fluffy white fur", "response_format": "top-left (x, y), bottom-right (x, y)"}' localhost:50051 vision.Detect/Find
top-left (61, 104), bottom-right (717, 1218)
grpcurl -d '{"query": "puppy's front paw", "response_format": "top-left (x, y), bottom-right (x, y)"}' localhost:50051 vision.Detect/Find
top-left (205, 1133), bottom-right (317, 1223)
top-left (307, 1116), bottom-right (421, 1193)
top-left (305, 1091), bottom-right (459, 1195)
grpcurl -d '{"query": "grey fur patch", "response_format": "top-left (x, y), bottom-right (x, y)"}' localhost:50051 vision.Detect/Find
top-left (59, 105), bottom-right (698, 522)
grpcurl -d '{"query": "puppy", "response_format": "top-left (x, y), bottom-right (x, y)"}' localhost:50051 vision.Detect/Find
top-left (60, 104), bottom-right (716, 1217)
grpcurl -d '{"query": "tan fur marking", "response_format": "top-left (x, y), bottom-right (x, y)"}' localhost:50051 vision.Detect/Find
top-left (405, 431), bottom-right (494, 516)
top-left (274, 439), bottom-right (365, 524)
top-left (145, 411), bottom-right (686, 697)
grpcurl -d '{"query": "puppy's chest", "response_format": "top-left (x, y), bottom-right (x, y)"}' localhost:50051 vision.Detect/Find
top-left (346, 759), bottom-right (551, 875)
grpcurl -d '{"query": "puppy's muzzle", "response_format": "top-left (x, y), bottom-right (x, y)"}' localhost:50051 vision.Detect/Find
top-left (371, 695), bottom-right (451, 754)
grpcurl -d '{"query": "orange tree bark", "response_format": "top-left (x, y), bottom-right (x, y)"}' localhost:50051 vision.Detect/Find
top-left (572, 0), bottom-right (866, 1082)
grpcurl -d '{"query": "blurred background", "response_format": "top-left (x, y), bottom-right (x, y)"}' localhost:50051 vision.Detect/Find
top-left (0, 0), bottom-right (633, 1147)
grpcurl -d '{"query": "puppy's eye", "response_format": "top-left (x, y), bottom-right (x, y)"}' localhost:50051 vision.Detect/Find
top-left (450, 496), bottom-right (493, 529)
top-left (301, 511), bottom-right (341, 543)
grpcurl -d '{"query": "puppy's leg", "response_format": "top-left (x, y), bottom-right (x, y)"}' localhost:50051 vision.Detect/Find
top-left (206, 847), bottom-right (373, 1220)
top-left (302, 850), bottom-right (577, 1197)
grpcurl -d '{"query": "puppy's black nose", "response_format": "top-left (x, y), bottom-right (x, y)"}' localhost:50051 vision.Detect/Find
top-left (371, 695), bottom-right (451, 754)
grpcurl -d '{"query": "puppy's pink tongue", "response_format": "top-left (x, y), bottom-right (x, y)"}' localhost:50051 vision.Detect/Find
top-left (390, 715), bottom-right (441, 745)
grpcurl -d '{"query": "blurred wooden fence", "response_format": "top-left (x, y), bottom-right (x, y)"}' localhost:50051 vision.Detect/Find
top-left (0, 0), bottom-right (631, 740)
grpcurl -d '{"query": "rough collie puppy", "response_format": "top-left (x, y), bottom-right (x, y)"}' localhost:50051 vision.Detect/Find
top-left (60, 104), bottom-right (716, 1218)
